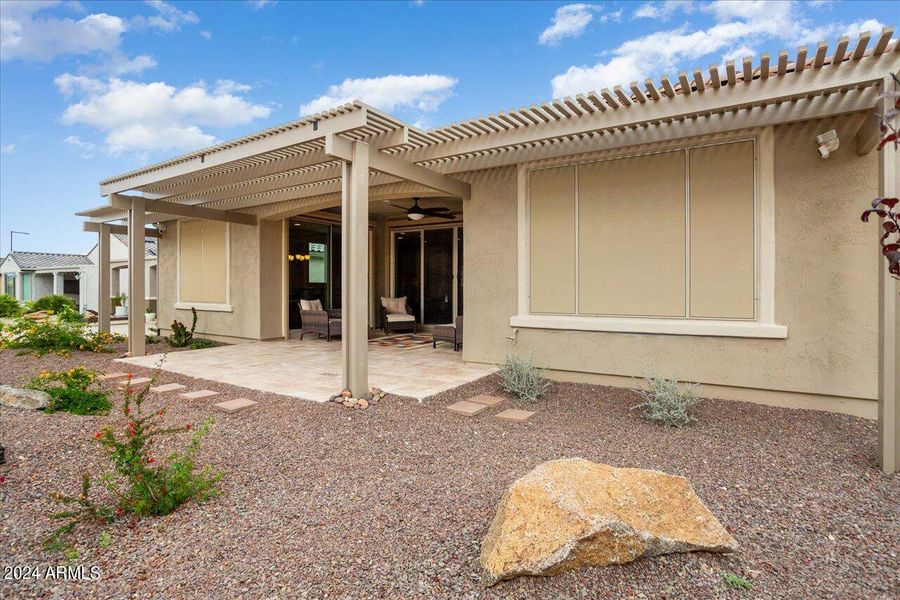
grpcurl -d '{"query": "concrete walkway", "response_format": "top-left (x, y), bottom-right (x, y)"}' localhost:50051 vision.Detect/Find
top-left (117, 337), bottom-right (496, 402)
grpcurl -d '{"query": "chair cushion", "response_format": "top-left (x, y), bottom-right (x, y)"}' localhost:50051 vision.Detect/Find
top-left (381, 296), bottom-right (407, 315)
top-left (300, 299), bottom-right (323, 311)
top-left (385, 313), bottom-right (416, 323)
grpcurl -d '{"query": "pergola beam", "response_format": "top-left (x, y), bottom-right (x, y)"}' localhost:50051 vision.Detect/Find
top-left (110, 194), bottom-right (258, 226)
top-left (856, 109), bottom-right (884, 155)
top-left (82, 222), bottom-right (162, 237)
top-left (100, 108), bottom-right (368, 196)
top-left (400, 55), bottom-right (899, 164)
top-left (325, 134), bottom-right (470, 199)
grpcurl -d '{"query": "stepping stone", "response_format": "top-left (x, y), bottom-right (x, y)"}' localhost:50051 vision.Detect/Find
top-left (214, 398), bottom-right (257, 414)
top-left (179, 390), bottom-right (220, 400)
top-left (447, 400), bottom-right (488, 417)
top-left (97, 372), bottom-right (128, 381)
top-left (496, 409), bottom-right (536, 424)
top-left (117, 377), bottom-right (152, 387)
top-left (468, 394), bottom-right (506, 408)
top-left (150, 383), bottom-right (187, 394)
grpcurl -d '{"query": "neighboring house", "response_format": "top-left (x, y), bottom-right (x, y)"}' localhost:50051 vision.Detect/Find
top-left (84, 234), bottom-right (158, 312)
top-left (77, 32), bottom-right (900, 470)
top-left (0, 251), bottom-right (93, 310)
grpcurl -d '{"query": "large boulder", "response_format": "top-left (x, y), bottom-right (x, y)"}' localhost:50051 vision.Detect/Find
top-left (0, 385), bottom-right (50, 410)
top-left (480, 458), bottom-right (737, 585)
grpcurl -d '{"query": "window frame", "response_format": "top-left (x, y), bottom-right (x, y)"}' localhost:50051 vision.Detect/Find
top-left (513, 127), bottom-right (785, 339)
top-left (175, 219), bottom-right (233, 313)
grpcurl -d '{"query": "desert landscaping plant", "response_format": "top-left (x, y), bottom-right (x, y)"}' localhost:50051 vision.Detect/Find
top-left (0, 294), bottom-right (21, 318)
top-left (631, 370), bottom-right (702, 428)
top-left (498, 353), bottom-right (551, 403)
top-left (167, 307), bottom-right (198, 348)
top-left (45, 375), bottom-right (220, 551)
top-left (0, 318), bottom-right (124, 356)
top-left (723, 573), bottom-right (753, 591)
top-left (27, 367), bottom-right (110, 415)
top-left (28, 294), bottom-right (76, 314)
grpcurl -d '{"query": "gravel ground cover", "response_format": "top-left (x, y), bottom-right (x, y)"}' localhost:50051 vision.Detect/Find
top-left (1, 346), bottom-right (898, 599)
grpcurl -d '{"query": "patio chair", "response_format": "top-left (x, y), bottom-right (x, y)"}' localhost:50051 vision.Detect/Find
top-left (432, 315), bottom-right (463, 351)
top-left (381, 296), bottom-right (416, 335)
top-left (298, 299), bottom-right (342, 342)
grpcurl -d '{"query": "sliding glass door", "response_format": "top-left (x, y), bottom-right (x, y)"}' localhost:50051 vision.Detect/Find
top-left (393, 226), bottom-right (462, 325)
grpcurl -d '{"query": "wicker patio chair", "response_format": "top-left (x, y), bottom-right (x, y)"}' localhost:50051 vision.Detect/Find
top-left (298, 300), bottom-right (342, 342)
top-left (432, 315), bottom-right (463, 351)
top-left (381, 297), bottom-right (416, 335)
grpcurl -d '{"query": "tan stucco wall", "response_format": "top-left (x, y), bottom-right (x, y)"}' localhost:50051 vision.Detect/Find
top-left (462, 115), bottom-right (880, 417)
top-left (259, 219), bottom-right (285, 340)
top-left (158, 220), bottom-right (276, 343)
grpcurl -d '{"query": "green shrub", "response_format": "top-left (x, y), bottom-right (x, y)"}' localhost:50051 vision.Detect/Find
top-left (0, 294), bottom-right (20, 317)
top-left (29, 294), bottom-right (76, 314)
top-left (56, 304), bottom-right (85, 323)
top-left (723, 573), bottom-right (753, 590)
top-left (631, 370), bottom-right (702, 428)
top-left (0, 318), bottom-right (124, 356)
top-left (498, 354), bottom-right (551, 403)
top-left (190, 338), bottom-right (215, 350)
top-left (28, 367), bottom-right (110, 415)
top-left (167, 307), bottom-right (198, 348)
top-left (45, 376), bottom-right (221, 551)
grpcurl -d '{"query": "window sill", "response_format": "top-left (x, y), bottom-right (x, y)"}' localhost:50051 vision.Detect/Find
top-left (510, 314), bottom-right (788, 339)
top-left (175, 302), bottom-right (233, 313)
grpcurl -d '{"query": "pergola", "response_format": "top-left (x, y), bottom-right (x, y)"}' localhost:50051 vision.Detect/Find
top-left (79, 28), bottom-right (899, 471)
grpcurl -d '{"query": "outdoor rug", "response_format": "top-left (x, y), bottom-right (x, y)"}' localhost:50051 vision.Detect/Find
top-left (368, 334), bottom-right (434, 350)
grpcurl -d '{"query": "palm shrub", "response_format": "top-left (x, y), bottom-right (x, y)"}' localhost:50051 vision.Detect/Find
top-left (631, 370), bottom-right (702, 428)
top-left (29, 294), bottom-right (76, 314)
top-left (27, 367), bottom-right (110, 415)
top-left (498, 353), bottom-right (551, 403)
top-left (0, 294), bottom-right (20, 317)
top-left (45, 374), bottom-right (221, 551)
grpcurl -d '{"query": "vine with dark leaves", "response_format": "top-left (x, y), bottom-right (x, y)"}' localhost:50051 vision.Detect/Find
top-left (860, 72), bottom-right (899, 279)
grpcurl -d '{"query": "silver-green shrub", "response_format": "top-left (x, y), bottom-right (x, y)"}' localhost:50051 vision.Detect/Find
top-left (498, 354), bottom-right (551, 403)
top-left (631, 370), bottom-right (702, 427)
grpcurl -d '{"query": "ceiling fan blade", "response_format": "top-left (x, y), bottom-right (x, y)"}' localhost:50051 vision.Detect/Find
top-left (388, 203), bottom-right (410, 210)
top-left (423, 212), bottom-right (455, 220)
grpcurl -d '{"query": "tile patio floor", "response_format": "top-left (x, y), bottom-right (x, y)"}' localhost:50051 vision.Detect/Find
top-left (118, 336), bottom-right (496, 402)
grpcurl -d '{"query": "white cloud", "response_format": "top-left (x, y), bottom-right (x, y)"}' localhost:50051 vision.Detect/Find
top-left (1, 2), bottom-right (127, 61)
top-left (299, 74), bottom-right (457, 116)
top-left (246, 0), bottom-right (276, 9)
top-left (634, 1), bottom-right (695, 20)
top-left (62, 135), bottom-right (97, 159)
top-left (539, 4), bottom-right (601, 46)
top-left (1, 144), bottom-right (15, 154)
top-left (199, 29), bottom-right (212, 40)
top-left (132, 0), bottom-right (199, 32)
top-left (551, 1), bottom-right (885, 98)
top-left (58, 77), bottom-right (271, 155)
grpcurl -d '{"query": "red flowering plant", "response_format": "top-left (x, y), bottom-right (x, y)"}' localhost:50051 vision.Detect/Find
top-left (45, 374), bottom-right (220, 552)
top-left (861, 72), bottom-right (900, 279)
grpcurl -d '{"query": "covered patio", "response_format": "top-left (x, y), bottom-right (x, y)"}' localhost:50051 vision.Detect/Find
top-left (118, 335), bottom-right (496, 402)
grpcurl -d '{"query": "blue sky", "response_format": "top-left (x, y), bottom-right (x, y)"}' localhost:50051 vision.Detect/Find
top-left (0, 0), bottom-right (895, 255)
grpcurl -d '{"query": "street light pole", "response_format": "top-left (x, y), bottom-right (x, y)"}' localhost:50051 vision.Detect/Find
top-left (10, 230), bottom-right (29, 253)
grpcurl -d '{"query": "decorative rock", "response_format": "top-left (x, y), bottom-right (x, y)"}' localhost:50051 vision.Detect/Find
top-left (358, 399), bottom-right (369, 409)
top-left (340, 389), bottom-right (353, 398)
top-left (342, 400), bottom-right (355, 408)
top-left (0, 385), bottom-right (50, 410)
top-left (480, 458), bottom-right (738, 586)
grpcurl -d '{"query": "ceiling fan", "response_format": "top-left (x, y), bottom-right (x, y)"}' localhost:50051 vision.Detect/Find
top-left (389, 198), bottom-right (454, 221)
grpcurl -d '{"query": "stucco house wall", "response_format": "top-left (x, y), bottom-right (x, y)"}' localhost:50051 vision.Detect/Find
top-left (462, 114), bottom-right (880, 417)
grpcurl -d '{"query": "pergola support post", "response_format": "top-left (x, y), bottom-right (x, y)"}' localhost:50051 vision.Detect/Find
top-left (877, 75), bottom-right (899, 475)
top-left (98, 224), bottom-right (111, 334)
top-left (126, 197), bottom-right (146, 357)
top-left (340, 141), bottom-right (369, 396)
top-left (52, 273), bottom-right (61, 295)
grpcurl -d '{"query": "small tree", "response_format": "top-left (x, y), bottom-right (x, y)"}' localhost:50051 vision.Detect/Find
top-left (861, 72), bottom-right (899, 278)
